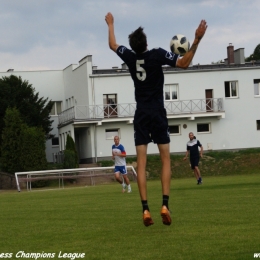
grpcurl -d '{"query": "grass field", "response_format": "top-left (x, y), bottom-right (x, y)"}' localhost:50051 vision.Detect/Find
top-left (0, 174), bottom-right (260, 260)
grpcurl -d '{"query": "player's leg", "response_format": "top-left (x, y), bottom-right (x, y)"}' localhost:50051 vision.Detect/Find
top-left (136, 144), bottom-right (153, 226)
top-left (191, 160), bottom-right (198, 183)
top-left (136, 144), bottom-right (148, 201)
top-left (114, 167), bottom-right (126, 192)
top-left (158, 143), bottom-right (172, 225)
top-left (122, 166), bottom-right (131, 193)
top-left (134, 109), bottom-right (154, 226)
top-left (195, 165), bottom-right (202, 184)
top-left (114, 171), bottom-right (122, 183)
top-left (151, 108), bottom-right (171, 225)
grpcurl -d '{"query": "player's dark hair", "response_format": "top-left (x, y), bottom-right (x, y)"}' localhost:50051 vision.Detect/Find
top-left (128, 27), bottom-right (147, 54)
top-left (193, 136), bottom-right (196, 139)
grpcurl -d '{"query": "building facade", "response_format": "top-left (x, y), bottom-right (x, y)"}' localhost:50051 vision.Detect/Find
top-left (1, 45), bottom-right (260, 163)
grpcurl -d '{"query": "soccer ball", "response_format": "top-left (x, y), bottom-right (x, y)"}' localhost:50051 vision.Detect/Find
top-left (170, 34), bottom-right (190, 56)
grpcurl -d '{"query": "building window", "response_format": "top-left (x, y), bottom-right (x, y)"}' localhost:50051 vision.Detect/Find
top-left (197, 123), bottom-right (211, 133)
top-left (105, 129), bottom-right (119, 139)
top-left (224, 81), bottom-right (238, 98)
top-left (254, 79), bottom-right (260, 96)
top-left (50, 101), bottom-right (62, 115)
top-left (164, 84), bottom-right (178, 100)
top-left (103, 94), bottom-right (117, 105)
top-left (169, 125), bottom-right (180, 135)
top-left (52, 137), bottom-right (59, 146)
top-left (257, 120), bottom-right (260, 130)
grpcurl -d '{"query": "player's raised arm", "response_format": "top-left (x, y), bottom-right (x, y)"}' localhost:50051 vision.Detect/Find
top-left (105, 12), bottom-right (119, 52)
top-left (177, 20), bottom-right (207, 69)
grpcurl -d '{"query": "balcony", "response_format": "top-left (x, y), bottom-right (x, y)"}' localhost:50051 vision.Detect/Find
top-left (58, 98), bottom-right (225, 126)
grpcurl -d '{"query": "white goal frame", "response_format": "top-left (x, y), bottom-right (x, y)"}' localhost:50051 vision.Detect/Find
top-left (15, 166), bottom-right (137, 192)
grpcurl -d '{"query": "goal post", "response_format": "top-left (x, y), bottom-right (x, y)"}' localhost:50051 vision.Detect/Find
top-left (15, 166), bottom-right (137, 192)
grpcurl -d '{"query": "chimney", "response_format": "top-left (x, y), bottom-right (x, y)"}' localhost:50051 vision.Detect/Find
top-left (227, 43), bottom-right (234, 64)
top-left (121, 63), bottom-right (128, 69)
top-left (234, 48), bottom-right (245, 64)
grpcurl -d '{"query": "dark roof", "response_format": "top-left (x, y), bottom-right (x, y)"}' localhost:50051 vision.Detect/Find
top-left (92, 61), bottom-right (260, 75)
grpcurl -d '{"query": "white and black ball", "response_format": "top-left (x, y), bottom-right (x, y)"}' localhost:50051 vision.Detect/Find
top-left (170, 34), bottom-right (190, 56)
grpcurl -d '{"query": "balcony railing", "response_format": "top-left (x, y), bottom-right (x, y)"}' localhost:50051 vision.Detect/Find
top-left (58, 98), bottom-right (224, 125)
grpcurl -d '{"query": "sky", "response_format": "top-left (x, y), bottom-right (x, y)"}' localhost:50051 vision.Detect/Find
top-left (0, 0), bottom-right (260, 72)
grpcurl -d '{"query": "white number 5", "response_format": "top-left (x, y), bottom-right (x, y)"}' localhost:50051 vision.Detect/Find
top-left (136, 60), bottom-right (146, 81)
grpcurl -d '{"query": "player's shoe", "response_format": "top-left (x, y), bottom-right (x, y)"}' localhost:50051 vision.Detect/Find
top-left (127, 188), bottom-right (132, 193)
top-left (160, 206), bottom-right (171, 226)
top-left (198, 177), bottom-right (203, 185)
top-left (143, 210), bottom-right (154, 227)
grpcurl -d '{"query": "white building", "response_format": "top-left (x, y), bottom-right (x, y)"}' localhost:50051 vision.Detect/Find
top-left (1, 44), bottom-right (260, 163)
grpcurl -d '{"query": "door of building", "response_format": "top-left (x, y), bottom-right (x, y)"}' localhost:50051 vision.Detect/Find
top-left (103, 94), bottom-right (118, 118)
top-left (205, 89), bottom-right (213, 112)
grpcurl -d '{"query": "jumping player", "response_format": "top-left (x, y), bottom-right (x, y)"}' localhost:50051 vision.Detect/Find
top-left (105, 12), bottom-right (207, 226)
top-left (183, 132), bottom-right (203, 184)
top-left (112, 136), bottom-right (132, 193)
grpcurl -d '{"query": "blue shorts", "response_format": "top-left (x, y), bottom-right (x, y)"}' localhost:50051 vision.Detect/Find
top-left (114, 165), bottom-right (127, 175)
top-left (190, 157), bottom-right (200, 169)
top-left (134, 108), bottom-right (170, 146)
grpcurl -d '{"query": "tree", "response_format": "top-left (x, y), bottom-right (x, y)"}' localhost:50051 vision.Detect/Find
top-left (0, 75), bottom-right (54, 155)
top-left (245, 43), bottom-right (260, 61)
top-left (19, 126), bottom-right (47, 172)
top-left (0, 108), bottom-right (23, 173)
top-left (0, 107), bottom-right (47, 174)
top-left (63, 135), bottom-right (78, 169)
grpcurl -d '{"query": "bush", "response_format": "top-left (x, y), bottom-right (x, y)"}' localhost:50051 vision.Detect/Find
top-left (63, 150), bottom-right (77, 169)
top-left (0, 108), bottom-right (23, 173)
top-left (63, 135), bottom-right (78, 169)
top-left (0, 107), bottom-right (47, 174)
top-left (19, 126), bottom-right (47, 172)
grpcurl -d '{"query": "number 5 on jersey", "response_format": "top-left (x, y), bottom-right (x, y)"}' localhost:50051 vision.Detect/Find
top-left (136, 60), bottom-right (146, 81)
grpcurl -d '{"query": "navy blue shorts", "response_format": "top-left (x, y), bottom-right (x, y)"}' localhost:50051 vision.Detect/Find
top-left (114, 165), bottom-right (127, 175)
top-left (190, 157), bottom-right (200, 169)
top-left (134, 108), bottom-right (170, 146)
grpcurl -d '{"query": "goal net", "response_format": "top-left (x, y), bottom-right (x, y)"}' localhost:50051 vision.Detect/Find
top-left (15, 166), bottom-right (137, 192)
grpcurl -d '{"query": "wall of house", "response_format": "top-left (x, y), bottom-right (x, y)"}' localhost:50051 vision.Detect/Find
top-left (62, 60), bottom-right (90, 108)
top-left (87, 66), bottom-right (260, 162)
top-left (92, 74), bottom-right (136, 105)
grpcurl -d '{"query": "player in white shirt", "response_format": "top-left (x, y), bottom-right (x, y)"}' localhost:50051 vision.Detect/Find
top-left (112, 136), bottom-right (131, 193)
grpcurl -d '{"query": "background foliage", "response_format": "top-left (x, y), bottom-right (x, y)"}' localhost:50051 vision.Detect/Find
top-left (0, 75), bottom-right (53, 156)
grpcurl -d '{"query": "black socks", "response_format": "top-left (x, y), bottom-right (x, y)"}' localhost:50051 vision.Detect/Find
top-left (141, 200), bottom-right (149, 213)
top-left (162, 195), bottom-right (169, 209)
top-left (142, 195), bottom-right (169, 213)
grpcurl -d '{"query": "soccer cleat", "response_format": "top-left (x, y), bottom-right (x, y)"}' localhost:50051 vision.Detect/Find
top-left (127, 189), bottom-right (132, 193)
top-left (143, 210), bottom-right (154, 227)
top-left (160, 206), bottom-right (171, 226)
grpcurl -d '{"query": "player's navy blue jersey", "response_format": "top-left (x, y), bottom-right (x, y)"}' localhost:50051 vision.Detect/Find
top-left (116, 46), bottom-right (179, 109)
top-left (187, 139), bottom-right (202, 158)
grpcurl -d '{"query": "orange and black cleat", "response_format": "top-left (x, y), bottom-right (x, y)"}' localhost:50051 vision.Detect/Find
top-left (143, 210), bottom-right (154, 227)
top-left (160, 206), bottom-right (171, 225)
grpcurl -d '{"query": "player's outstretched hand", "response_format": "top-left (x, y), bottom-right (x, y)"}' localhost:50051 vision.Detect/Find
top-left (105, 12), bottom-right (114, 26)
top-left (195, 20), bottom-right (207, 42)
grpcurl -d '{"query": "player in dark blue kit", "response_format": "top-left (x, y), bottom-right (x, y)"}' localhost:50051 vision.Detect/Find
top-left (183, 132), bottom-right (204, 184)
top-left (105, 12), bottom-right (207, 226)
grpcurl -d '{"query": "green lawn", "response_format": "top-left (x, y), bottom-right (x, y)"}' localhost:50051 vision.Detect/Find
top-left (0, 174), bottom-right (260, 260)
